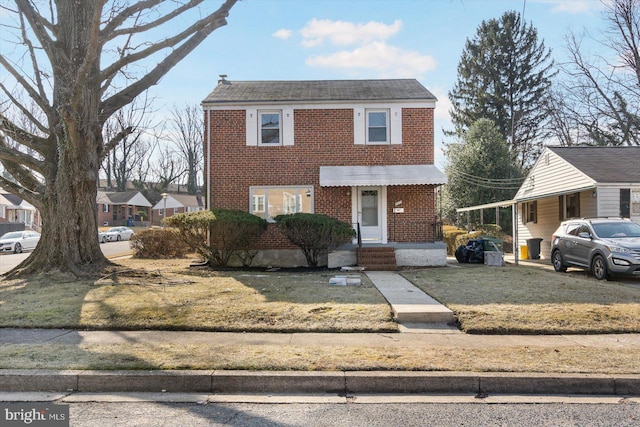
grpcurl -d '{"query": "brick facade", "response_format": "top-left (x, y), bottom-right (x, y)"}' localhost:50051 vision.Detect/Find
top-left (206, 107), bottom-right (439, 248)
top-left (203, 79), bottom-right (443, 253)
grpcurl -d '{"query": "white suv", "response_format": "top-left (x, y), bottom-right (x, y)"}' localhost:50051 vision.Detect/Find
top-left (550, 218), bottom-right (640, 280)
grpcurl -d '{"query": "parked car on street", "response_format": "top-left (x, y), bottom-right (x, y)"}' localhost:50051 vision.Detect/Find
top-left (551, 218), bottom-right (640, 280)
top-left (0, 230), bottom-right (41, 254)
top-left (103, 226), bottom-right (135, 242)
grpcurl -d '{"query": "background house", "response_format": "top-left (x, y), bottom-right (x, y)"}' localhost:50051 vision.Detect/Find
top-left (202, 78), bottom-right (447, 268)
top-left (513, 146), bottom-right (640, 259)
top-left (97, 190), bottom-right (152, 227)
top-left (151, 193), bottom-right (204, 226)
top-left (0, 191), bottom-right (41, 234)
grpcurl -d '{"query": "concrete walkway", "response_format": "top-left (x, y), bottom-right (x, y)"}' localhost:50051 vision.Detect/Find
top-left (365, 271), bottom-right (457, 328)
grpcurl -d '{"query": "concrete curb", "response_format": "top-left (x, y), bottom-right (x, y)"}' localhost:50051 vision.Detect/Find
top-left (1, 370), bottom-right (639, 396)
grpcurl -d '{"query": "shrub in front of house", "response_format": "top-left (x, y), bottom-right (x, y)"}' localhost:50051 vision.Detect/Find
top-left (130, 228), bottom-right (190, 259)
top-left (274, 213), bottom-right (356, 268)
top-left (165, 209), bottom-right (267, 267)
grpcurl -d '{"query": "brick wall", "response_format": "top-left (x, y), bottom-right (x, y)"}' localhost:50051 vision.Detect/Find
top-left (206, 107), bottom-right (437, 247)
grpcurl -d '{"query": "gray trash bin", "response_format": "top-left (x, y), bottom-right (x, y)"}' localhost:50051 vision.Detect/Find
top-left (526, 238), bottom-right (543, 260)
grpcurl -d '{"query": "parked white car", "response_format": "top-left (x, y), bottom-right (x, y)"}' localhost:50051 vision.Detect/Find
top-left (0, 230), bottom-right (41, 254)
top-left (98, 230), bottom-right (109, 243)
top-left (103, 226), bottom-right (135, 242)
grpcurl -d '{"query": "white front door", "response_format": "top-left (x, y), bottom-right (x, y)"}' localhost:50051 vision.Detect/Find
top-left (356, 186), bottom-right (386, 243)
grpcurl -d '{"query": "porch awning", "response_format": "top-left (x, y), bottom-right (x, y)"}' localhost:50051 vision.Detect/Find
top-left (319, 165), bottom-right (447, 187)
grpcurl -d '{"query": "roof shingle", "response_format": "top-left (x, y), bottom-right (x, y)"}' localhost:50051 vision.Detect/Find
top-left (202, 79), bottom-right (436, 104)
top-left (549, 146), bottom-right (640, 183)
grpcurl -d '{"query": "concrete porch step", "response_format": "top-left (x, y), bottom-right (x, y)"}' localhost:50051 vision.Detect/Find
top-left (365, 271), bottom-right (456, 325)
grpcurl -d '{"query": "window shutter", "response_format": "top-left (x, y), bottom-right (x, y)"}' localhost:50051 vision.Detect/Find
top-left (353, 108), bottom-right (365, 145)
top-left (283, 108), bottom-right (294, 146)
top-left (246, 109), bottom-right (257, 146)
top-left (390, 106), bottom-right (402, 144)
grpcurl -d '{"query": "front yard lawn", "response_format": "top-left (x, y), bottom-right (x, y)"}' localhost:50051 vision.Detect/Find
top-left (403, 263), bottom-right (640, 334)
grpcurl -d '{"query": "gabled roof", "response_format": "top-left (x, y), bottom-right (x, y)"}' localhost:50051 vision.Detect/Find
top-left (1, 193), bottom-right (23, 206)
top-left (548, 146), bottom-right (640, 183)
top-left (97, 191), bottom-right (152, 207)
top-left (202, 79), bottom-right (437, 104)
top-left (151, 194), bottom-right (204, 210)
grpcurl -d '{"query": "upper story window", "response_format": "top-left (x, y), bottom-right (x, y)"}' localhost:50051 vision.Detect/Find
top-left (260, 111), bottom-right (281, 145)
top-left (366, 110), bottom-right (389, 144)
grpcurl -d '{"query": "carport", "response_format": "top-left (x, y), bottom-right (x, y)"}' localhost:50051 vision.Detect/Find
top-left (455, 199), bottom-right (519, 265)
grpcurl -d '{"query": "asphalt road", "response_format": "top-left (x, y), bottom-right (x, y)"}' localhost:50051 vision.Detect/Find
top-left (0, 240), bottom-right (132, 274)
top-left (57, 400), bottom-right (640, 427)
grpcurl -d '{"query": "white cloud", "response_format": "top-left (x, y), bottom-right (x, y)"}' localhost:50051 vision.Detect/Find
top-left (306, 41), bottom-right (436, 78)
top-left (533, 0), bottom-right (604, 14)
top-left (272, 29), bottom-right (293, 40)
top-left (300, 18), bottom-right (402, 47)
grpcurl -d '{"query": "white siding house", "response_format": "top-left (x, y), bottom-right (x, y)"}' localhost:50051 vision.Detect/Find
top-left (513, 146), bottom-right (640, 259)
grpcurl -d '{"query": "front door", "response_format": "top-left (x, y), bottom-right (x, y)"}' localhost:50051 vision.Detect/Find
top-left (358, 187), bottom-right (383, 242)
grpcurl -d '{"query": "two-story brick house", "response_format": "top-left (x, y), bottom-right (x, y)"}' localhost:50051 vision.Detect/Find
top-left (202, 78), bottom-right (447, 268)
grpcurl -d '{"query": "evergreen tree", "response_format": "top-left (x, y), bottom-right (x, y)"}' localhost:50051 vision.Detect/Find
top-left (448, 11), bottom-right (555, 167)
top-left (444, 119), bottom-right (523, 229)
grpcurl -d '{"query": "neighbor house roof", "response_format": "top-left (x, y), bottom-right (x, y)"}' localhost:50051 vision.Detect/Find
top-left (202, 79), bottom-right (437, 104)
top-left (96, 191), bottom-right (152, 207)
top-left (549, 146), bottom-right (640, 183)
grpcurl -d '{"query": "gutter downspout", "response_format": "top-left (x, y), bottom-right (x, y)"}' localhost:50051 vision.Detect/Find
top-left (205, 106), bottom-right (210, 211)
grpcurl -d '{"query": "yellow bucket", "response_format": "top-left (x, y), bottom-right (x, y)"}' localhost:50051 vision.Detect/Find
top-left (520, 245), bottom-right (529, 260)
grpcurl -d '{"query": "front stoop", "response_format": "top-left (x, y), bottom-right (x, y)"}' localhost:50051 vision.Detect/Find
top-left (357, 247), bottom-right (397, 271)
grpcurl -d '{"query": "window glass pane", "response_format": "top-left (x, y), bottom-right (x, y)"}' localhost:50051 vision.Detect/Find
top-left (368, 112), bottom-right (386, 126)
top-left (261, 113), bottom-right (280, 144)
top-left (361, 190), bottom-right (378, 226)
top-left (367, 111), bottom-right (387, 143)
top-left (368, 127), bottom-right (386, 142)
top-left (250, 186), bottom-right (313, 221)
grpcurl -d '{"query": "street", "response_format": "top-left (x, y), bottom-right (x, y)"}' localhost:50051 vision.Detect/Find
top-left (49, 398), bottom-right (640, 427)
top-left (0, 240), bottom-right (132, 274)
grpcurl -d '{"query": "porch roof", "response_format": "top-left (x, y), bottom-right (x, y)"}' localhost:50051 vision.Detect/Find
top-left (319, 165), bottom-right (447, 187)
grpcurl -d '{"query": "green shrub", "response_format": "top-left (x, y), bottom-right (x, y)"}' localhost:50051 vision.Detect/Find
top-left (274, 213), bottom-right (355, 267)
top-left (164, 209), bottom-right (267, 267)
top-left (130, 228), bottom-right (190, 259)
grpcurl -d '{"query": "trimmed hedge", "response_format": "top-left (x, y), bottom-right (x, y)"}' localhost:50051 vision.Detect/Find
top-left (274, 213), bottom-right (355, 267)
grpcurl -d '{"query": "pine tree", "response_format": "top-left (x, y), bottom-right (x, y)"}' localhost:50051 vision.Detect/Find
top-left (448, 11), bottom-right (555, 167)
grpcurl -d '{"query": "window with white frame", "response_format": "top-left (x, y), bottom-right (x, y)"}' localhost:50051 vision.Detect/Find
top-left (250, 186), bottom-right (313, 221)
top-left (103, 204), bottom-right (109, 213)
top-left (259, 111), bottom-right (281, 145)
top-left (366, 109), bottom-right (389, 144)
top-left (252, 194), bottom-right (265, 213)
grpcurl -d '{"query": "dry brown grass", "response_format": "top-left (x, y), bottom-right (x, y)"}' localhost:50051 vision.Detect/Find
top-left (0, 342), bottom-right (638, 374)
top-left (2, 257), bottom-right (640, 373)
top-left (402, 263), bottom-right (640, 334)
top-left (0, 257), bottom-right (395, 333)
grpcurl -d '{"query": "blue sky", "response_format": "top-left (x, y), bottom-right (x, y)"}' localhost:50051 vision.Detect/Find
top-left (151, 0), bottom-right (607, 167)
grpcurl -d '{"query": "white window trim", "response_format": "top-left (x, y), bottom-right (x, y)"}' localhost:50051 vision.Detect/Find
top-left (250, 186), bottom-right (313, 222)
top-left (366, 109), bottom-right (390, 145)
top-left (259, 110), bottom-right (282, 146)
